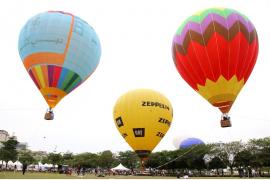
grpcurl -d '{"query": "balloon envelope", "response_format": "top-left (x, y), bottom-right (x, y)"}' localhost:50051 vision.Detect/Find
top-left (18, 11), bottom-right (101, 108)
top-left (113, 89), bottom-right (173, 159)
top-left (179, 137), bottom-right (204, 149)
top-left (172, 8), bottom-right (258, 114)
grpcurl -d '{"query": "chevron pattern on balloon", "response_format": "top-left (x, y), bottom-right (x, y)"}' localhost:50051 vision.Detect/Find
top-left (174, 21), bottom-right (257, 55)
top-left (173, 33), bottom-right (258, 90)
top-left (172, 8), bottom-right (259, 114)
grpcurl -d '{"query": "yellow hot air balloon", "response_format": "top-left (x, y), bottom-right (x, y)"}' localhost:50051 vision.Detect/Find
top-left (113, 89), bottom-right (173, 168)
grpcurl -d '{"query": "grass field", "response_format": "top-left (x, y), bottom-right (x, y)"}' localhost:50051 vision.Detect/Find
top-left (0, 171), bottom-right (176, 179)
top-left (0, 171), bottom-right (268, 179)
top-left (0, 171), bottom-right (75, 179)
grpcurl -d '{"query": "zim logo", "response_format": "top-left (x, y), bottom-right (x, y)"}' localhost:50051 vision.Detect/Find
top-left (122, 133), bottom-right (128, 138)
top-left (156, 132), bottom-right (165, 138)
top-left (133, 128), bottom-right (145, 137)
top-left (115, 117), bottom-right (124, 127)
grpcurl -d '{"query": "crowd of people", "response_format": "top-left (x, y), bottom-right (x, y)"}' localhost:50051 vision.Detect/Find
top-left (237, 166), bottom-right (263, 178)
top-left (0, 163), bottom-right (269, 178)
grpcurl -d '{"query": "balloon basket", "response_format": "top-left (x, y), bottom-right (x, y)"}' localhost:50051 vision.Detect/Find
top-left (44, 109), bottom-right (54, 120)
top-left (220, 119), bottom-right (231, 128)
top-left (220, 113), bottom-right (231, 128)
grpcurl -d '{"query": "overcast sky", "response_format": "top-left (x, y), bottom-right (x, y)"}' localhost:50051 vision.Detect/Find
top-left (0, 0), bottom-right (269, 154)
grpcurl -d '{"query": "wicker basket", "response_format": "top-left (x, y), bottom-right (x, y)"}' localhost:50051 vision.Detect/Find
top-left (44, 112), bottom-right (54, 120)
top-left (220, 119), bottom-right (231, 128)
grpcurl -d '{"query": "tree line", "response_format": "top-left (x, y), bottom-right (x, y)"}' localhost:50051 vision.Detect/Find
top-left (0, 137), bottom-right (270, 176)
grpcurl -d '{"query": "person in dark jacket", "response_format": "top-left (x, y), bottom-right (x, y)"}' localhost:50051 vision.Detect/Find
top-left (22, 163), bottom-right (27, 175)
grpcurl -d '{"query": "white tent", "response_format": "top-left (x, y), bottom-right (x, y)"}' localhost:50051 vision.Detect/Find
top-left (38, 162), bottom-right (44, 167)
top-left (14, 161), bottom-right (22, 166)
top-left (7, 160), bottom-right (14, 165)
top-left (14, 161), bottom-right (22, 167)
top-left (111, 163), bottom-right (130, 171)
top-left (14, 161), bottom-right (23, 170)
top-left (0, 160), bottom-right (6, 167)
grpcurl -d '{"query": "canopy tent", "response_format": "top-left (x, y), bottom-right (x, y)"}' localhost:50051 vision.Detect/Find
top-left (38, 162), bottom-right (44, 167)
top-left (14, 161), bottom-right (23, 170)
top-left (14, 161), bottom-right (22, 166)
top-left (14, 161), bottom-right (22, 168)
top-left (7, 161), bottom-right (14, 166)
top-left (44, 163), bottom-right (50, 168)
top-left (111, 163), bottom-right (130, 171)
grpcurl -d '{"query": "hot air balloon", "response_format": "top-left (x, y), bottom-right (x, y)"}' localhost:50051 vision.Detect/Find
top-left (113, 89), bottom-right (173, 168)
top-left (173, 136), bottom-right (204, 149)
top-left (172, 8), bottom-right (259, 127)
top-left (18, 11), bottom-right (101, 120)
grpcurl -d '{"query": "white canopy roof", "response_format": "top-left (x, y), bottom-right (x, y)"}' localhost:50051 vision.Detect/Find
top-left (7, 160), bottom-right (14, 165)
top-left (14, 161), bottom-right (22, 166)
top-left (38, 162), bottom-right (45, 167)
top-left (111, 163), bottom-right (130, 171)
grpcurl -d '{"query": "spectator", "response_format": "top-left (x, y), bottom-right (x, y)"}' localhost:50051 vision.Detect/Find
top-left (22, 163), bottom-right (27, 175)
top-left (14, 165), bottom-right (17, 172)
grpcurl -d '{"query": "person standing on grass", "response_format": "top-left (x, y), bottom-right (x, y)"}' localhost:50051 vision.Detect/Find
top-left (22, 163), bottom-right (27, 175)
top-left (14, 165), bottom-right (17, 173)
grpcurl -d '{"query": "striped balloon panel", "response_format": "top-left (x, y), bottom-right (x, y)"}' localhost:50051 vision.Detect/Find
top-left (28, 65), bottom-right (82, 94)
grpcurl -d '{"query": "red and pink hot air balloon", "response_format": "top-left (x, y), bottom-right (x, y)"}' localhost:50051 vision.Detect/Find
top-left (172, 8), bottom-right (259, 127)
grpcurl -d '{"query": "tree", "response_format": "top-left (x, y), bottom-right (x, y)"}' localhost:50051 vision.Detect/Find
top-left (145, 150), bottom-right (175, 169)
top-left (235, 150), bottom-right (255, 168)
top-left (174, 155), bottom-right (189, 170)
top-left (98, 150), bottom-right (117, 168)
top-left (18, 151), bottom-right (35, 164)
top-left (0, 137), bottom-right (18, 167)
top-left (145, 152), bottom-right (162, 168)
top-left (46, 153), bottom-right (63, 167)
top-left (211, 141), bottom-right (243, 175)
top-left (186, 145), bottom-right (209, 175)
top-left (117, 150), bottom-right (140, 169)
top-left (62, 152), bottom-right (74, 166)
top-left (247, 137), bottom-right (270, 167)
top-left (62, 152), bottom-right (73, 161)
top-left (209, 157), bottom-right (226, 176)
top-left (187, 154), bottom-right (206, 173)
top-left (73, 153), bottom-right (99, 168)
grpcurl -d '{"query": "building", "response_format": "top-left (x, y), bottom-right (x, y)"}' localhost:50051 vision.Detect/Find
top-left (16, 142), bottom-right (28, 150)
top-left (0, 130), bottom-right (9, 142)
top-left (0, 130), bottom-right (28, 150)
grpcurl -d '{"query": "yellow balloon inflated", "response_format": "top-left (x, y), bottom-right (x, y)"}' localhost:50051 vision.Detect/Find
top-left (113, 89), bottom-right (173, 160)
